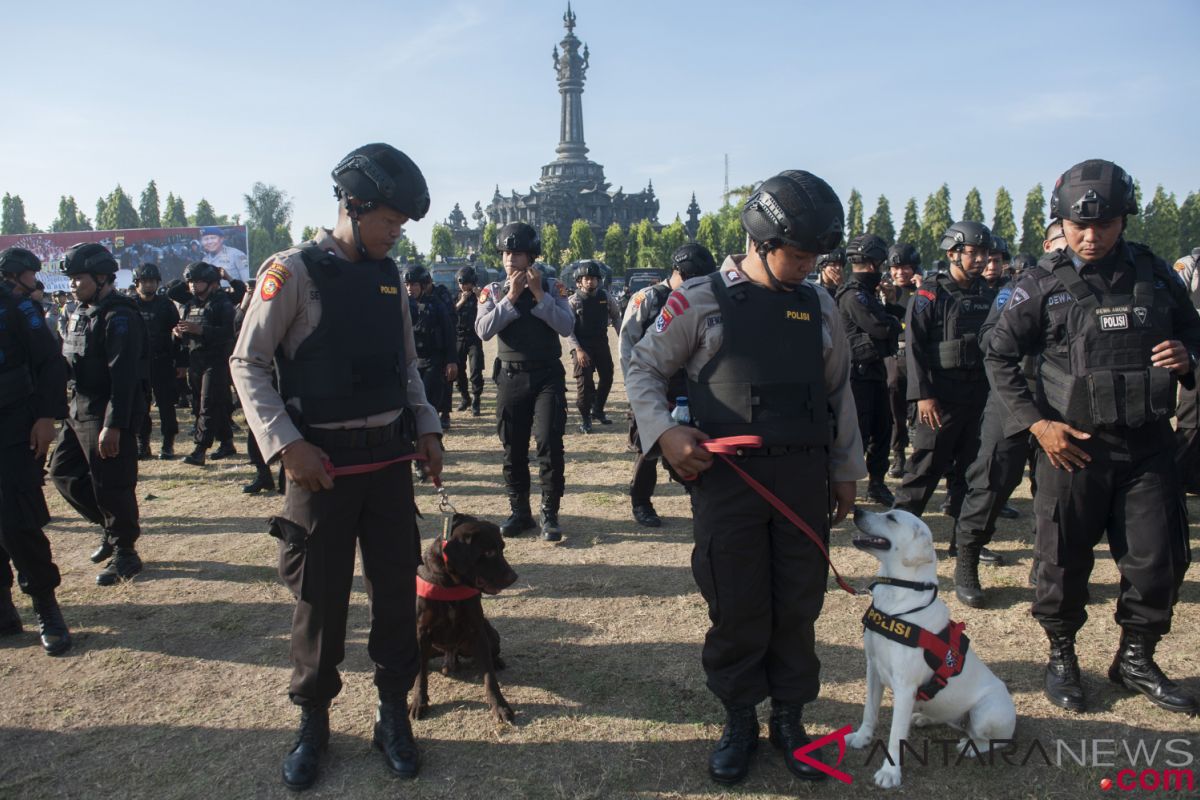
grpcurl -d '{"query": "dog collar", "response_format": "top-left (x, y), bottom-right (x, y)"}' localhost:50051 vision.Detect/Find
top-left (862, 605), bottom-right (970, 702)
top-left (416, 573), bottom-right (480, 601)
top-left (868, 577), bottom-right (938, 593)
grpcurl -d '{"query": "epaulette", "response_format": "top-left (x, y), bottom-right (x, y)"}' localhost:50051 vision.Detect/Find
top-left (719, 267), bottom-right (748, 286)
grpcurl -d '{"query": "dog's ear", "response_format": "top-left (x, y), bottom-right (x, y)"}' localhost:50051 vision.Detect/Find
top-left (442, 537), bottom-right (471, 567)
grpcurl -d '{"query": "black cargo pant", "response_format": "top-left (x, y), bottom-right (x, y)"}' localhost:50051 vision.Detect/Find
top-left (0, 437), bottom-right (60, 596)
top-left (1174, 382), bottom-right (1200, 492)
top-left (851, 375), bottom-right (892, 481)
top-left (496, 360), bottom-right (566, 499)
top-left (417, 358), bottom-right (447, 419)
top-left (893, 390), bottom-right (987, 518)
top-left (272, 435), bottom-right (421, 707)
top-left (691, 450), bottom-right (831, 707)
top-left (138, 357), bottom-right (179, 446)
top-left (886, 353), bottom-right (908, 456)
top-left (629, 416), bottom-right (658, 505)
top-left (189, 352), bottom-right (233, 448)
top-left (1031, 431), bottom-right (1190, 638)
top-left (455, 336), bottom-right (485, 401)
top-left (572, 339), bottom-right (614, 419)
top-left (49, 417), bottom-right (141, 548)
top-left (955, 393), bottom-right (1032, 549)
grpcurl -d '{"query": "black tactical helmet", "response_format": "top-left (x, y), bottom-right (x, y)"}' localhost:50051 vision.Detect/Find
top-left (455, 265), bottom-right (477, 284)
top-left (1050, 159), bottom-right (1137, 223)
top-left (332, 143), bottom-right (430, 221)
top-left (886, 242), bottom-right (921, 269)
top-left (573, 260), bottom-right (604, 280)
top-left (1012, 253), bottom-right (1037, 272)
top-left (741, 170), bottom-right (844, 253)
top-left (845, 233), bottom-right (888, 266)
top-left (497, 222), bottom-right (542, 257)
top-left (0, 247), bottom-right (41, 276)
top-left (816, 247), bottom-right (846, 268)
top-left (939, 221), bottom-right (992, 252)
top-left (134, 263), bottom-right (162, 282)
top-left (403, 265), bottom-right (430, 284)
top-left (989, 235), bottom-right (1011, 259)
top-left (61, 243), bottom-right (118, 276)
top-left (671, 242), bottom-right (717, 279)
top-left (183, 261), bottom-right (221, 284)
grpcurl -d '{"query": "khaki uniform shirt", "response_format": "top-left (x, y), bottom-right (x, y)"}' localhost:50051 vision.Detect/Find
top-left (203, 244), bottom-right (251, 283)
top-left (618, 280), bottom-right (671, 375)
top-left (229, 229), bottom-right (440, 461)
top-left (625, 255), bottom-right (867, 483)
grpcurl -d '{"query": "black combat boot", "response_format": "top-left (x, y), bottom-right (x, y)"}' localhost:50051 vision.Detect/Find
top-left (439, 413), bottom-right (451, 431)
top-left (593, 409), bottom-right (612, 425)
top-left (1044, 631), bottom-right (1086, 712)
top-left (211, 440), bottom-right (237, 460)
top-left (243, 467), bottom-right (276, 494)
top-left (282, 705), bottom-right (329, 791)
top-left (457, 394), bottom-right (471, 412)
top-left (578, 414), bottom-right (593, 435)
top-left (373, 692), bottom-right (420, 778)
top-left (137, 438), bottom-right (152, 460)
top-left (998, 503), bottom-right (1020, 519)
top-left (888, 452), bottom-right (905, 478)
top-left (769, 701), bottom-right (827, 781)
top-left (182, 445), bottom-right (206, 466)
top-left (1108, 630), bottom-right (1199, 716)
top-left (866, 479), bottom-right (895, 507)
top-left (0, 584), bottom-right (22, 636)
top-left (631, 501), bottom-right (662, 528)
top-left (31, 591), bottom-right (71, 656)
top-left (540, 495), bottom-right (562, 542)
top-left (96, 547), bottom-right (143, 586)
top-left (708, 704), bottom-right (758, 785)
top-left (159, 436), bottom-right (175, 460)
top-left (471, 393), bottom-right (482, 416)
top-left (500, 495), bottom-right (536, 538)
top-left (90, 539), bottom-right (115, 564)
top-left (979, 546), bottom-right (1005, 566)
top-left (954, 543), bottom-right (985, 608)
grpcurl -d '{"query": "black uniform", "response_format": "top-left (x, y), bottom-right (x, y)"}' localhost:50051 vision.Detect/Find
top-left (569, 288), bottom-right (618, 422)
top-left (884, 285), bottom-right (916, 462)
top-left (985, 242), bottom-right (1199, 638)
top-left (410, 291), bottom-right (456, 419)
top-left (49, 290), bottom-right (147, 551)
top-left (0, 285), bottom-right (67, 598)
top-left (836, 274), bottom-right (901, 482)
top-left (893, 273), bottom-right (995, 517)
top-left (134, 292), bottom-right (181, 450)
top-left (453, 289), bottom-right (484, 406)
top-left (170, 282), bottom-right (237, 450)
top-left (1172, 264), bottom-right (1200, 491)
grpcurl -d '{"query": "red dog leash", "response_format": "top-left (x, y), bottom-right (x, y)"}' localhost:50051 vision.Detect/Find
top-left (697, 435), bottom-right (859, 596)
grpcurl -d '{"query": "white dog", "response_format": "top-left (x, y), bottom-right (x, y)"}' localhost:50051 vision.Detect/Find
top-left (847, 507), bottom-right (1016, 789)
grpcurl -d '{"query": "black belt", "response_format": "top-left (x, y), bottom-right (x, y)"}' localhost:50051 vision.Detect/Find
top-left (501, 359), bottom-right (556, 371)
top-left (725, 444), bottom-right (823, 457)
top-left (303, 417), bottom-right (407, 450)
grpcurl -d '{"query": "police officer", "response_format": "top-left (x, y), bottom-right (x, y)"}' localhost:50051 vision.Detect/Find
top-left (619, 243), bottom-right (717, 527)
top-left (987, 159), bottom-right (1199, 716)
top-left (403, 266), bottom-right (458, 432)
top-left (453, 265), bottom-right (485, 416)
top-left (882, 242), bottom-right (921, 477)
top-left (982, 235), bottom-right (1011, 290)
top-left (0, 248), bottom-right (71, 654)
top-left (476, 222), bottom-right (574, 541)
top-left (172, 262), bottom-right (238, 465)
top-left (229, 143), bottom-right (442, 790)
top-left (837, 234), bottom-right (902, 505)
top-left (568, 259), bottom-right (622, 433)
top-left (628, 170), bottom-right (864, 785)
top-left (49, 243), bottom-right (147, 585)
top-left (893, 221), bottom-right (996, 533)
top-left (132, 263), bottom-right (182, 460)
top-left (199, 226), bottom-right (251, 283)
top-left (815, 247), bottom-right (844, 296)
top-left (1172, 245), bottom-right (1200, 491)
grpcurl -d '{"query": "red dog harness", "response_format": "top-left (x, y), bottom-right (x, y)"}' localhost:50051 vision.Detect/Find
top-left (861, 604), bottom-right (970, 701)
top-left (416, 573), bottom-right (480, 601)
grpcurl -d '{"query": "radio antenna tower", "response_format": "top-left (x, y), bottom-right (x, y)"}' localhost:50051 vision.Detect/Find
top-left (723, 154), bottom-right (730, 204)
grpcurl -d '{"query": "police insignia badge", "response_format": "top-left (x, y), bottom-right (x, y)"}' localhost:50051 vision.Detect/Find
top-left (654, 306), bottom-right (674, 333)
top-left (478, 286), bottom-right (491, 304)
top-left (259, 262), bottom-right (290, 301)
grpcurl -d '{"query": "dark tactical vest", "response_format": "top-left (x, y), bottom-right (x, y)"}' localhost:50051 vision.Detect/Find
top-left (136, 294), bottom-right (175, 360)
top-left (836, 279), bottom-right (893, 366)
top-left (893, 285), bottom-right (915, 347)
top-left (497, 278), bottom-right (562, 362)
top-left (181, 292), bottom-right (233, 356)
top-left (1039, 252), bottom-right (1175, 430)
top-left (410, 296), bottom-right (445, 363)
top-left (688, 273), bottom-right (830, 447)
top-left (276, 247), bottom-right (409, 425)
top-left (573, 289), bottom-right (611, 344)
top-left (0, 285), bottom-right (34, 408)
top-left (455, 292), bottom-right (479, 341)
top-left (62, 291), bottom-right (144, 419)
top-left (929, 274), bottom-right (994, 378)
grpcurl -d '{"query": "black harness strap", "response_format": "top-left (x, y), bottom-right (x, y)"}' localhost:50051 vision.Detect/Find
top-left (862, 605), bottom-right (971, 701)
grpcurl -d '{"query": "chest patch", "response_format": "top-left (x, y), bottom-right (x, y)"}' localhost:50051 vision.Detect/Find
top-left (1099, 312), bottom-right (1129, 330)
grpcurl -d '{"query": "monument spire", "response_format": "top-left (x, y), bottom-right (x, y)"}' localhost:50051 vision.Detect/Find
top-left (553, 3), bottom-right (589, 161)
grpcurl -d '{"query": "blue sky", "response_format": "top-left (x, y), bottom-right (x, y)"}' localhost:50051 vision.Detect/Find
top-left (4, 0), bottom-right (1198, 252)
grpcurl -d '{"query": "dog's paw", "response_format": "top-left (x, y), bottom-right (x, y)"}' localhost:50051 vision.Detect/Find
top-left (911, 713), bottom-right (934, 728)
top-left (407, 700), bottom-right (430, 722)
top-left (847, 727), bottom-right (873, 749)
top-left (874, 765), bottom-right (902, 789)
top-left (491, 703), bottom-right (515, 725)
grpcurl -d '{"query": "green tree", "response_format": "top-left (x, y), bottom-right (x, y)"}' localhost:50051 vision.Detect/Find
top-left (624, 223), bottom-right (640, 271)
top-left (390, 236), bottom-right (420, 264)
top-left (866, 195), bottom-right (895, 245)
top-left (657, 219), bottom-right (687, 266)
top-left (244, 182), bottom-right (294, 259)
top-left (51, 195), bottom-right (91, 232)
top-left (300, 226), bottom-right (319, 243)
top-left (961, 187), bottom-right (984, 223)
top-left (629, 219), bottom-right (656, 268)
top-left (191, 198), bottom-right (218, 227)
top-left (897, 197), bottom-right (920, 246)
top-left (479, 221), bottom-right (500, 268)
top-left (162, 193), bottom-right (187, 228)
top-left (430, 223), bottom-right (454, 261)
top-left (696, 214), bottom-right (720, 263)
top-left (602, 222), bottom-right (625, 274)
top-left (1142, 185), bottom-right (1181, 260)
top-left (568, 218), bottom-right (595, 262)
top-left (846, 189), bottom-right (864, 240)
top-left (540, 223), bottom-right (562, 268)
top-left (919, 185), bottom-right (953, 267)
top-left (96, 185), bottom-right (139, 230)
top-left (138, 180), bottom-right (161, 228)
top-left (1018, 184), bottom-right (1046, 257)
top-left (1177, 191), bottom-right (1200, 257)
top-left (1126, 181), bottom-right (1146, 244)
top-left (1, 193), bottom-right (29, 234)
top-left (991, 187), bottom-right (1018, 245)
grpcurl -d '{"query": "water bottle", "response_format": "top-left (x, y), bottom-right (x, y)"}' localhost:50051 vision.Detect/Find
top-left (670, 396), bottom-right (691, 425)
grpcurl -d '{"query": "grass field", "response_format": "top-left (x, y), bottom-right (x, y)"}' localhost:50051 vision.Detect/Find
top-left (1, 332), bottom-right (1197, 799)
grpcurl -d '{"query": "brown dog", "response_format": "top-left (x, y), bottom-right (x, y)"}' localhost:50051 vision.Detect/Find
top-left (409, 513), bottom-right (518, 724)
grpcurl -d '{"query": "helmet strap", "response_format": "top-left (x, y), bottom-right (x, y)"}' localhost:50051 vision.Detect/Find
top-left (344, 198), bottom-right (370, 260)
top-left (756, 241), bottom-right (794, 292)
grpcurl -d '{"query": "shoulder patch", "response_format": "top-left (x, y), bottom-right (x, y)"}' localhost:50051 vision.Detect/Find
top-left (855, 289), bottom-right (871, 306)
top-left (479, 285), bottom-right (493, 304)
top-left (994, 287), bottom-right (1013, 310)
top-left (18, 299), bottom-right (43, 329)
top-left (917, 289), bottom-right (937, 302)
top-left (721, 269), bottom-right (746, 286)
top-left (1046, 291), bottom-right (1072, 307)
top-left (654, 306), bottom-right (675, 333)
top-left (1175, 259), bottom-right (1189, 273)
top-left (1006, 287), bottom-right (1030, 310)
top-left (665, 290), bottom-right (690, 316)
top-left (631, 291), bottom-right (646, 308)
top-left (556, 280), bottom-right (569, 298)
top-left (259, 261), bottom-right (291, 301)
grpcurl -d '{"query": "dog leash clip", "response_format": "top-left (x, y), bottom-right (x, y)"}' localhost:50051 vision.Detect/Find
top-left (436, 485), bottom-right (457, 515)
